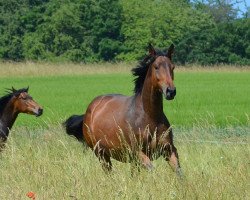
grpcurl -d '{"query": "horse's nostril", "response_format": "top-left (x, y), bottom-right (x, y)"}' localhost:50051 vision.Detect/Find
top-left (167, 87), bottom-right (176, 94)
top-left (172, 88), bottom-right (176, 96)
top-left (38, 108), bottom-right (43, 115)
top-left (166, 87), bottom-right (176, 100)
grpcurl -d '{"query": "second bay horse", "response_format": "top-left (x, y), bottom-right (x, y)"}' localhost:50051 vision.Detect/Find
top-left (0, 87), bottom-right (43, 149)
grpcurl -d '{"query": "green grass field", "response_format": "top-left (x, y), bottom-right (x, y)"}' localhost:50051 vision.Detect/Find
top-left (0, 65), bottom-right (249, 127)
top-left (0, 63), bottom-right (249, 199)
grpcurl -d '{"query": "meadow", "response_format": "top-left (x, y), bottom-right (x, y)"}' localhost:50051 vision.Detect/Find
top-left (0, 62), bottom-right (249, 199)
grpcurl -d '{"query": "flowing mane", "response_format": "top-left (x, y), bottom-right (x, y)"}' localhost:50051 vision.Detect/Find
top-left (131, 49), bottom-right (167, 94)
top-left (0, 87), bottom-right (29, 116)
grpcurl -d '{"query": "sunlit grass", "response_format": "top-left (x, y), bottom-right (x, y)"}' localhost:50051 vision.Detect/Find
top-left (0, 62), bottom-right (133, 78)
top-left (0, 62), bottom-right (249, 78)
top-left (0, 125), bottom-right (248, 199)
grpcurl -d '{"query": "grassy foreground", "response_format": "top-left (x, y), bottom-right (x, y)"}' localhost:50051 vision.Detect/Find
top-left (0, 125), bottom-right (249, 199)
top-left (0, 63), bottom-right (249, 199)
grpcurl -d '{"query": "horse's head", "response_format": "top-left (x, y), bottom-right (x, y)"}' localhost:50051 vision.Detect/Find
top-left (149, 44), bottom-right (176, 100)
top-left (12, 87), bottom-right (43, 117)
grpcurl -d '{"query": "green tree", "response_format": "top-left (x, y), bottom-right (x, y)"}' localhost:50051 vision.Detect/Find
top-left (0, 0), bottom-right (50, 60)
top-left (175, 18), bottom-right (250, 65)
top-left (79, 0), bottom-right (123, 61)
top-left (0, 0), bottom-right (123, 62)
top-left (0, 0), bottom-right (249, 65)
top-left (193, 0), bottom-right (239, 23)
top-left (118, 0), bottom-right (214, 61)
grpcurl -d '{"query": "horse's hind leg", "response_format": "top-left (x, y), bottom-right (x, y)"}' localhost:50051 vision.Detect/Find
top-left (94, 147), bottom-right (112, 172)
top-left (100, 153), bottom-right (112, 172)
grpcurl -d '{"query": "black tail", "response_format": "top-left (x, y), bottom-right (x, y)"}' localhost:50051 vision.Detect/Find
top-left (63, 114), bottom-right (84, 141)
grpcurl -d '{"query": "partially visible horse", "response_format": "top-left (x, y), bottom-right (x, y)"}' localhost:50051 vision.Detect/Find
top-left (0, 87), bottom-right (43, 149)
top-left (64, 44), bottom-right (181, 175)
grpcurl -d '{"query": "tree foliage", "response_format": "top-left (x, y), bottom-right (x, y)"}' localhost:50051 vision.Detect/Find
top-left (0, 0), bottom-right (249, 65)
top-left (119, 0), bottom-right (215, 61)
top-left (176, 18), bottom-right (250, 65)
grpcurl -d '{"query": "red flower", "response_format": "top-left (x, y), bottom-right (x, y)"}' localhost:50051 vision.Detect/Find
top-left (26, 191), bottom-right (36, 200)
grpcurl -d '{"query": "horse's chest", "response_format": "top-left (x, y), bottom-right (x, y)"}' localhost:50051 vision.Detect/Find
top-left (0, 121), bottom-right (8, 141)
top-left (0, 121), bottom-right (5, 134)
top-left (129, 110), bottom-right (152, 128)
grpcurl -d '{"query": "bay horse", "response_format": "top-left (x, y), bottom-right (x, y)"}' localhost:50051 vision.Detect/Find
top-left (64, 44), bottom-right (181, 175)
top-left (0, 87), bottom-right (43, 149)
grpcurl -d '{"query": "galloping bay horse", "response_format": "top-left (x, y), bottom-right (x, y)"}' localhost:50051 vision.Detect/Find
top-left (0, 87), bottom-right (43, 149)
top-left (64, 44), bottom-right (181, 175)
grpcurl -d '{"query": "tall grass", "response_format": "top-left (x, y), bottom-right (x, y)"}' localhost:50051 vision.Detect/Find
top-left (0, 62), bottom-right (133, 77)
top-left (0, 124), bottom-right (249, 199)
top-left (0, 62), bottom-right (249, 78)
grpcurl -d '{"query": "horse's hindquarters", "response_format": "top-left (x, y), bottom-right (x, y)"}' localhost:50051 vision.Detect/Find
top-left (82, 95), bottom-right (132, 153)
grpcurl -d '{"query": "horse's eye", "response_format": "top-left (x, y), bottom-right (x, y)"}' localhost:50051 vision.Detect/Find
top-left (154, 66), bottom-right (159, 70)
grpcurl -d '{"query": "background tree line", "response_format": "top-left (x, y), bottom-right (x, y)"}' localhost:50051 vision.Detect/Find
top-left (0, 0), bottom-right (249, 65)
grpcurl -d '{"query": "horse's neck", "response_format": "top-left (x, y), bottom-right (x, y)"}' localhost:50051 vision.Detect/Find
top-left (140, 78), bottom-right (163, 119)
top-left (0, 103), bottom-right (18, 137)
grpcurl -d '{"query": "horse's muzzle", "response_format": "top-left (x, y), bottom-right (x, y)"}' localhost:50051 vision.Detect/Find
top-left (166, 87), bottom-right (176, 100)
top-left (36, 108), bottom-right (43, 117)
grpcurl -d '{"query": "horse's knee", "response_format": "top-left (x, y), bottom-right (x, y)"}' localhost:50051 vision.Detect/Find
top-left (161, 143), bottom-right (180, 169)
top-left (170, 145), bottom-right (179, 159)
top-left (161, 143), bottom-right (178, 159)
top-left (138, 151), bottom-right (153, 170)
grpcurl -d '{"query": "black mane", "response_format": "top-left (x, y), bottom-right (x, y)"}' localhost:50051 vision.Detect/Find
top-left (131, 49), bottom-right (167, 94)
top-left (0, 87), bottom-right (29, 116)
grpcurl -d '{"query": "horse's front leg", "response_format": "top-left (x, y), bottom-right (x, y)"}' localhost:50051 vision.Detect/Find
top-left (129, 150), bottom-right (153, 176)
top-left (158, 129), bottom-right (182, 176)
top-left (131, 150), bottom-right (153, 170)
top-left (161, 142), bottom-right (182, 176)
top-left (138, 151), bottom-right (153, 170)
top-left (167, 144), bottom-right (182, 176)
top-left (0, 135), bottom-right (7, 151)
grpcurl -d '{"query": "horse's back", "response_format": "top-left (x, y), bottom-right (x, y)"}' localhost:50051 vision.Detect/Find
top-left (85, 94), bottom-right (130, 118)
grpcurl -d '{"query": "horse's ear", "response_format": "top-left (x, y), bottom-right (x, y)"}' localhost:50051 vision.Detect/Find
top-left (148, 43), bottom-right (156, 56)
top-left (11, 87), bottom-right (19, 97)
top-left (167, 44), bottom-right (175, 60)
top-left (12, 87), bottom-right (17, 93)
top-left (26, 86), bottom-right (29, 92)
